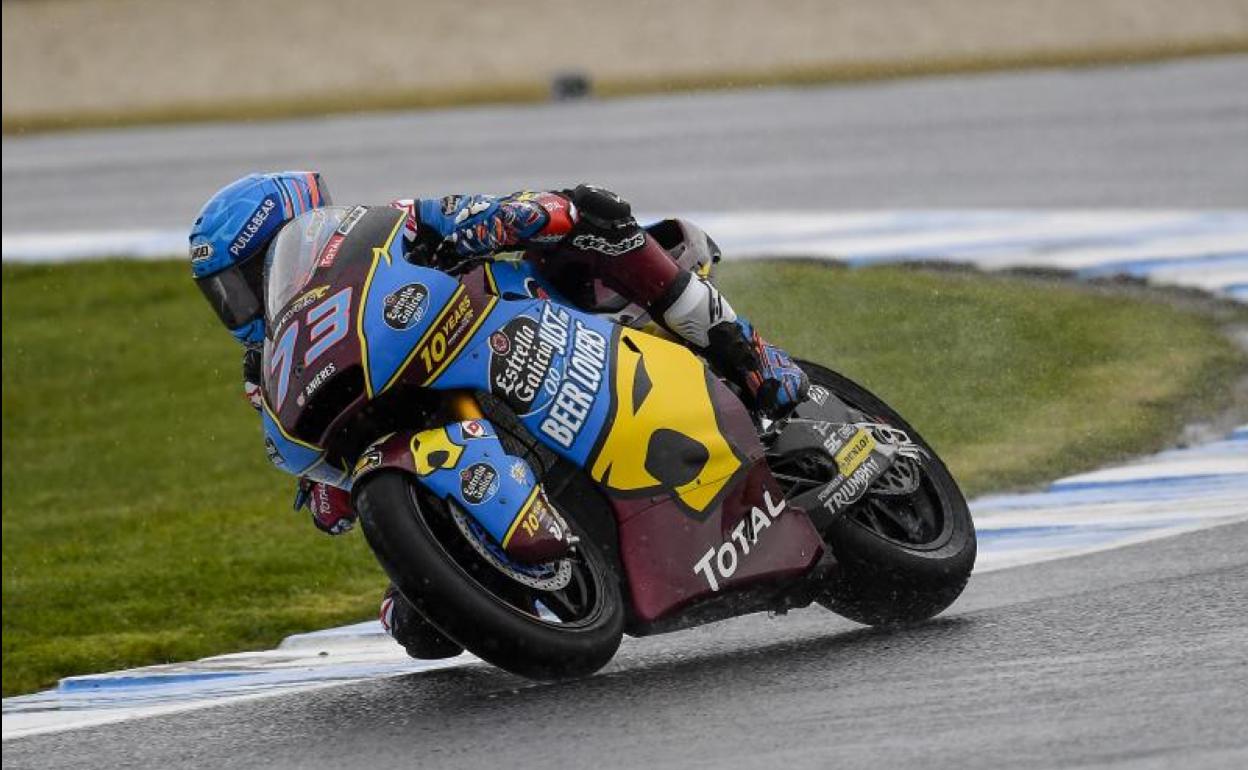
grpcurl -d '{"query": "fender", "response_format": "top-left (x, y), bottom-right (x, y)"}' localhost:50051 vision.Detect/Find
top-left (351, 419), bottom-right (574, 564)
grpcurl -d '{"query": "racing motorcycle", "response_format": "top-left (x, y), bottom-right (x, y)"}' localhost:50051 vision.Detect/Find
top-left (260, 204), bottom-right (976, 680)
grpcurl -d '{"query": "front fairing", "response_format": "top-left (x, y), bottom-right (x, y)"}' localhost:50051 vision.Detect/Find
top-left (260, 206), bottom-right (490, 484)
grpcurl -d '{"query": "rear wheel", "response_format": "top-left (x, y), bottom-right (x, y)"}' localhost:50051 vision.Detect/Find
top-left (354, 471), bottom-right (624, 680)
top-left (793, 361), bottom-right (976, 626)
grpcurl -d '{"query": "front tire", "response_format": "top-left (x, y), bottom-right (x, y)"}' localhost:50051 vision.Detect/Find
top-left (798, 361), bottom-right (976, 626)
top-left (355, 471), bottom-right (624, 680)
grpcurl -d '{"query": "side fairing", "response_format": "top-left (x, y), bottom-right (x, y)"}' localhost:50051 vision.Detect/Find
top-left (429, 291), bottom-right (821, 622)
top-left (357, 248), bottom-right (495, 397)
top-left (434, 296), bottom-right (760, 520)
top-left (436, 298), bottom-right (618, 468)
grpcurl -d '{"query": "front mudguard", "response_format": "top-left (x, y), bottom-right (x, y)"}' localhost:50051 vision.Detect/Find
top-left (351, 419), bottom-right (574, 564)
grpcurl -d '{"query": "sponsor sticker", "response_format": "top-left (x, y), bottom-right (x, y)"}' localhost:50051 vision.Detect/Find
top-left (507, 489), bottom-right (566, 547)
top-left (190, 241), bottom-right (214, 262)
top-left (336, 205), bottom-right (367, 235)
top-left (570, 231), bottom-right (644, 257)
top-left (692, 490), bottom-right (787, 592)
top-left (489, 330), bottom-right (511, 356)
top-left (229, 198), bottom-right (277, 257)
top-left (460, 462), bottom-right (500, 505)
top-left (440, 195), bottom-right (464, 216)
top-left (303, 362), bottom-right (337, 401)
top-left (382, 282), bottom-right (430, 330)
top-left (274, 285), bottom-right (330, 331)
top-left (819, 455), bottom-right (883, 513)
top-left (822, 424), bottom-right (858, 456)
top-left (834, 428), bottom-right (877, 477)
top-left (808, 385), bottom-right (830, 406)
top-left (461, 420), bottom-right (488, 440)
top-left (488, 311), bottom-right (562, 416)
top-left (509, 459), bottom-right (529, 486)
top-left (409, 288), bottom-right (477, 385)
top-left (318, 234), bottom-right (345, 268)
top-left (538, 317), bottom-right (608, 448)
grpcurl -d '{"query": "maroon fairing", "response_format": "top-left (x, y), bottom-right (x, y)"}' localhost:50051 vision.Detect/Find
top-left (459, 261), bottom-right (827, 627)
top-left (607, 379), bottom-right (824, 623)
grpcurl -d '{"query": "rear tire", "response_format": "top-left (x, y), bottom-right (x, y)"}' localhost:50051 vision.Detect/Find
top-left (355, 471), bottom-right (624, 680)
top-left (798, 361), bottom-right (976, 626)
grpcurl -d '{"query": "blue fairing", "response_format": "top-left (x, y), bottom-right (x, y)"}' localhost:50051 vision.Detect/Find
top-left (261, 406), bottom-right (347, 486)
top-left (434, 299), bottom-right (617, 469)
top-left (355, 252), bottom-right (616, 470)
top-left (356, 231), bottom-right (458, 396)
top-left (408, 421), bottom-right (542, 547)
top-left (483, 260), bottom-right (572, 304)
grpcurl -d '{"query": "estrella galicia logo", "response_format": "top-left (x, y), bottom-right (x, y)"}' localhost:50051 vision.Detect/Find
top-left (382, 283), bottom-right (430, 330)
top-left (488, 315), bottom-right (559, 415)
top-left (460, 462), bottom-right (500, 505)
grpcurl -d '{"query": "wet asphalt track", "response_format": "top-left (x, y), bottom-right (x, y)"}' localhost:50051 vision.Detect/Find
top-left (5, 58), bottom-right (1248, 767)
top-left (6, 522), bottom-right (1247, 769)
top-left (3, 55), bottom-right (1247, 236)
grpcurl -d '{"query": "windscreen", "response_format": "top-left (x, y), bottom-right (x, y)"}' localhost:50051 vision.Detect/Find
top-left (264, 206), bottom-right (353, 320)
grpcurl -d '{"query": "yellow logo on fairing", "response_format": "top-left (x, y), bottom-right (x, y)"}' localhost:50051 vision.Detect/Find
top-left (590, 329), bottom-right (744, 516)
top-left (410, 427), bottom-right (464, 476)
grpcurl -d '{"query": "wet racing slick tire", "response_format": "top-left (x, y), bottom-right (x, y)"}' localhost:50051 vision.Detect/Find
top-left (798, 361), bottom-right (977, 626)
top-left (355, 470), bottom-right (625, 680)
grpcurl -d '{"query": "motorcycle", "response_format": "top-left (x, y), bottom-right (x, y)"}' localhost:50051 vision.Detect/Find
top-left (259, 204), bottom-right (977, 680)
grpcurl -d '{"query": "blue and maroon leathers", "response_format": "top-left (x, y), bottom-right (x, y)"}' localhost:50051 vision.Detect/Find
top-left (189, 175), bottom-right (807, 659)
top-left (397, 185), bottom-right (808, 417)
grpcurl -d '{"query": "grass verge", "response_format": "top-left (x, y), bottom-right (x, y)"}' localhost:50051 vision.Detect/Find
top-left (5, 38), bottom-right (1246, 135)
top-left (2, 259), bottom-right (1244, 695)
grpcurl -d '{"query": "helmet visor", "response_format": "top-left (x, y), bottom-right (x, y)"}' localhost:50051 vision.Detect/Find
top-left (194, 252), bottom-right (265, 330)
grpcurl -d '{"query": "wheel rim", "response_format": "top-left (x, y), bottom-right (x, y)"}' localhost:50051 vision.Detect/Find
top-left (850, 472), bottom-right (945, 547)
top-left (406, 482), bottom-right (610, 629)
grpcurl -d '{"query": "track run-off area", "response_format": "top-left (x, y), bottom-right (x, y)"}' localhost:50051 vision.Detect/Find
top-left (3, 56), bottom-right (1247, 767)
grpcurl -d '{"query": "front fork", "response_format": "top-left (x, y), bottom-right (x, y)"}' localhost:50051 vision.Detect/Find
top-left (443, 389), bottom-right (486, 421)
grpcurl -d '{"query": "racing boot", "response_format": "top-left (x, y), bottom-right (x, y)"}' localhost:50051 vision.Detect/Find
top-left (379, 585), bottom-right (464, 660)
top-left (655, 271), bottom-right (809, 419)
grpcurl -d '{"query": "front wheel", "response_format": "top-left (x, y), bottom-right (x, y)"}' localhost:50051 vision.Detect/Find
top-left (796, 361), bottom-right (976, 626)
top-left (354, 471), bottom-right (624, 680)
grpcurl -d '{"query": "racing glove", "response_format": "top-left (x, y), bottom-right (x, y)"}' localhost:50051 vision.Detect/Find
top-left (295, 479), bottom-right (357, 535)
top-left (242, 344), bottom-right (264, 411)
top-left (401, 192), bottom-right (576, 265)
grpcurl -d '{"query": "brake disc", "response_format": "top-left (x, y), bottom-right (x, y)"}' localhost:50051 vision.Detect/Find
top-left (449, 502), bottom-right (573, 591)
top-left (870, 454), bottom-right (922, 495)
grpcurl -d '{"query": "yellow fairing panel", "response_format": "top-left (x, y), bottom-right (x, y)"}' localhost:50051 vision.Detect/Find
top-left (590, 329), bottom-right (745, 517)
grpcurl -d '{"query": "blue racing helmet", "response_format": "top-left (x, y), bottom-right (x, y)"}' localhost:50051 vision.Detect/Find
top-left (189, 172), bottom-right (332, 343)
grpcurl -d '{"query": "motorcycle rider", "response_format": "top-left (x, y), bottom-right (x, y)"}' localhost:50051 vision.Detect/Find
top-left (189, 171), bottom-right (808, 658)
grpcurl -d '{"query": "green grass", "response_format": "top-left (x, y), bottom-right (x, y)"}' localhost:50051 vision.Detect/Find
top-left (2, 259), bottom-right (1243, 695)
top-left (5, 38), bottom-right (1246, 135)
